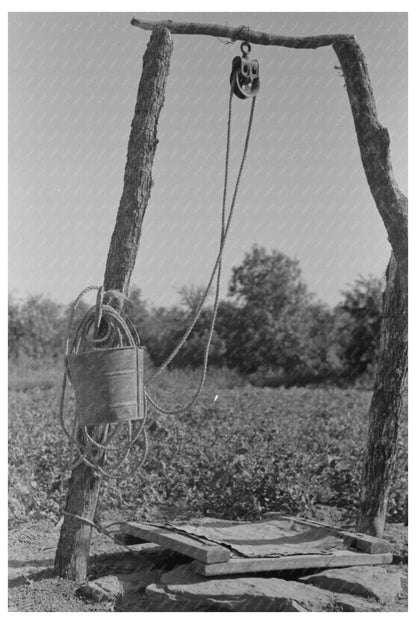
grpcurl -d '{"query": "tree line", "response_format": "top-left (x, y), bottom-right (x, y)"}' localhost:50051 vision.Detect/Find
top-left (9, 245), bottom-right (384, 387)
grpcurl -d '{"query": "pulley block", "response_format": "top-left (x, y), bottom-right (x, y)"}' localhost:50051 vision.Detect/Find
top-left (230, 41), bottom-right (260, 99)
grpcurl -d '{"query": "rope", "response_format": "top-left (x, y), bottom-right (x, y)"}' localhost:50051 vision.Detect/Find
top-left (145, 84), bottom-right (256, 415)
top-left (61, 511), bottom-right (138, 555)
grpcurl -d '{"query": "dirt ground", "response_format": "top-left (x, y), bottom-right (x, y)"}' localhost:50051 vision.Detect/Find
top-left (8, 518), bottom-right (408, 612)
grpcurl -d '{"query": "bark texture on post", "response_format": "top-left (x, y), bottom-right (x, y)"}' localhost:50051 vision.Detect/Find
top-left (333, 41), bottom-right (408, 295)
top-left (54, 26), bottom-right (173, 582)
top-left (356, 254), bottom-right (407, 536)
top-left (131, 17), bottom-right (356, 49)
top-left (333, 41), bottom-right (408, 536)
top-left (104, 27), bottom-right (173, 294)
top-left (53, 442), bottom-right (103, 582)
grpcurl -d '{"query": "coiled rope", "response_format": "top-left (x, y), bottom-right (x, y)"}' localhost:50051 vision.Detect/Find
top-left (59, 287), bottom-right (148, 479)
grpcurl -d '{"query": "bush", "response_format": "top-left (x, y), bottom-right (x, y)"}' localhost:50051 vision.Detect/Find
top-left (8, 294), bottom-right (64, 361)
top-left (8, 260), bottom-right (385, 389)
top-left (333, 275), bottom-right (384, 382)
top-left (222, 247), bottom-right (336, 384)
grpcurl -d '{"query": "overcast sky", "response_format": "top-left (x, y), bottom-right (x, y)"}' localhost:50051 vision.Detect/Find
top-left (8, 11), bottom-right (407, 308)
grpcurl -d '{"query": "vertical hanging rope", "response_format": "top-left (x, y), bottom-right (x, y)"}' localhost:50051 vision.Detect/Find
top-left (145, 86), bottom-right (257, 415)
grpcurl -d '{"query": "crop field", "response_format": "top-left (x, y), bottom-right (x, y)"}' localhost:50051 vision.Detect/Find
top-left (8, 362), bottom-right (408, 528)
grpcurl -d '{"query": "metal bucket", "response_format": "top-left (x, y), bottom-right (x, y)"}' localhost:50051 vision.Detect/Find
top-left (67, 346), bottom-right (145, 427)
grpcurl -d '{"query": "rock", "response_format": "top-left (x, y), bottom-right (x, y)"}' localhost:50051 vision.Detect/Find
top-left (332, 592), bottom-right (381, 612)
top-left (78, 575), bottom-right (124, 603)
top-left (146, 563), bottom-right (335, 611)
top-left (300, 566), bottom-right (403, 603)
top-left (78, 560), bottom-right (162, 606)
top-left (118, 569), bottom-right (163, 592)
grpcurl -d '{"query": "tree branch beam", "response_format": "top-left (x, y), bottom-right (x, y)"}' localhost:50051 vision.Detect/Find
top-left (104, 26), bottom-right (173, 294)
top-left (54, 26), bottom-right (173, 583)
top-left (131, 17), bottom-right (356, 49)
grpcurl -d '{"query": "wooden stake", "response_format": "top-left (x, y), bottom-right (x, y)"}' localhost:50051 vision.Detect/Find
top-left (54, 26), bottom-right (173, 582)
top-left (332, 40), bottom-right (408, 536)
top-left (357, 254), bottom-right (407, 536)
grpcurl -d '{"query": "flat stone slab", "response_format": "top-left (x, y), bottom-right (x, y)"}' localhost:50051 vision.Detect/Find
top-left (146, 563), bottom-right (336, 611)
top-left (300, 566), bottom-right (403, 603)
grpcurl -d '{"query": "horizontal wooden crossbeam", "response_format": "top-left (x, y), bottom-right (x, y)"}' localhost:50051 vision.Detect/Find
top-left (131, 17), bottom-right (356, 49)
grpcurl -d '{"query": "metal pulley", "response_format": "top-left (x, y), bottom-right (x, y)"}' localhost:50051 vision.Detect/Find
top-left (230, 42), bottom-right (260, 99)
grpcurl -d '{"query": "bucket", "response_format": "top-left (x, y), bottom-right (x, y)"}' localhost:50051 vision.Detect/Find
top-left (67, 346), bottom-right (145, 427)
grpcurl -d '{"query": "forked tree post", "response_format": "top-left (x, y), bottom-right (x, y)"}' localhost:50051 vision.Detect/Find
top-left (54, 26), bottom-right (173, 582)
top-left (332, 40), bottom-right (408, 536)
top-left (55, 18), bottom-right (407, 582)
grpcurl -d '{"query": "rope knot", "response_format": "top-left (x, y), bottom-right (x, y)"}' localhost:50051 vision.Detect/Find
top-left (233, 25), bottom-right (250, 43)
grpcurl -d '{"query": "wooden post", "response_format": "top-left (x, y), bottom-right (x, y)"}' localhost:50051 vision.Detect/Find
top-left (356, 254), bottom-right (407, 536)
top-left (54, 26), bottom-right (173, 582)
top-left (333, 41), bottom-right (408, 536)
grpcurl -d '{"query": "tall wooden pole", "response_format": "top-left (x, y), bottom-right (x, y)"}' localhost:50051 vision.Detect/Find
top-left (356, 254), bottom-right (407, 536)
top-left (54, 26), bottom-right (173, 582)
top-left (104, 26), bottom-right (173, 294)
top-left (332, 41), bottom-right (408, 536)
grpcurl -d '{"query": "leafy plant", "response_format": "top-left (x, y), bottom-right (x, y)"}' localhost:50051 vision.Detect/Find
top-left (8, 366), bottom-right (407, 528)
top-left (334, 275), bottom-right (384, 381)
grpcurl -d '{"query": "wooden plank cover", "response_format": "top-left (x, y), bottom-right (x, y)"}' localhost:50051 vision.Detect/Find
top-left (116, 521), bottom-right (230, 564)
top-left (192, 550), bottom-right (393, 577)
top-left (163, 517), bottom-right (345, 558)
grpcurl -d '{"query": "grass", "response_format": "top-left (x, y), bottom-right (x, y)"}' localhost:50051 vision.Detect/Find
top-left (8, 359), bottom-right (408, 527)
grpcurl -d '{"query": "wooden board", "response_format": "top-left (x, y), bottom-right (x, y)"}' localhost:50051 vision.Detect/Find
top-left (192, 550), bottom-right (393, 577)
top-left (162, 517), bottom-right (345, 559)
top-left (264, 514), bottom-right (391, 554)
top-left (116, 521), bottom-right (230, 564)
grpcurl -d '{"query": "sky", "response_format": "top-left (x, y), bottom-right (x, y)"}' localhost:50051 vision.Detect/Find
top-left (8, 11), bottom-right (407, 309)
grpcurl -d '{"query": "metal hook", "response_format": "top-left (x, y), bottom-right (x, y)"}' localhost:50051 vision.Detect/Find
top-left (240, 41), bottom-right (251, 57)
